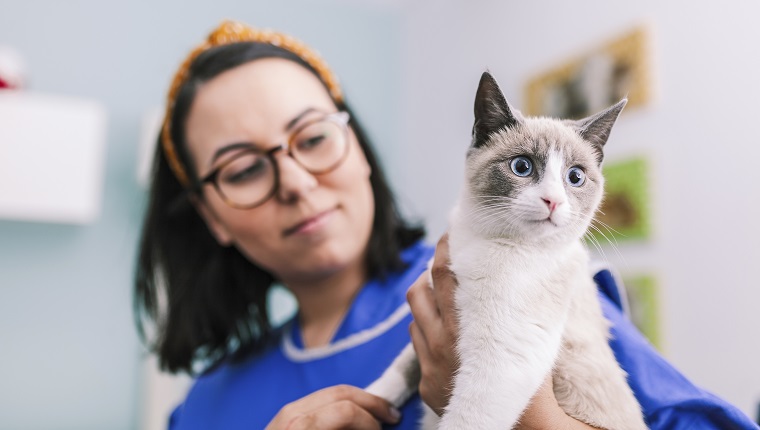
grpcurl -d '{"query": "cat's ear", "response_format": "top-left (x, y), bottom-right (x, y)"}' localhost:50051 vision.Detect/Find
top-left (574, 98), bottom-right (627, 164)
top-left (473, 71), bottom-right (522, 149)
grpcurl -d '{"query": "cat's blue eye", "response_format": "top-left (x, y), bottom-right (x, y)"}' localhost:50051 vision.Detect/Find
top-left (566, 166), bottom-right (586, 187)
top-left (510, 156), bottom-right (533, 177)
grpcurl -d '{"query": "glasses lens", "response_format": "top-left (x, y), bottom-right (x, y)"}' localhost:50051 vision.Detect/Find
top-left (291, 118), bottom-right (347, 173)
top-left (217, 152), bottom-right (275, 207)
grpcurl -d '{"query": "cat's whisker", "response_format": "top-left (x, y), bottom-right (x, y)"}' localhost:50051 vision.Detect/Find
top-left (590, 219), bottom-right (620, 248)
top-left (496, 214), bottom-right (522, 237)
top-left (475, 195), bottom-right (521, 200)
top-left (584, 230), bottom-right (610, 263)
top-left (563, 211), bottom-right (596, 231)
top-left (475, 198), bottom-right (536, 212)
top-left (588, 224), bottom-right (622, 254)
top-left (470, 211), bottom-right (517, 232)
top-left (583, 231), bottom-right (606, 260)
top-left (592, 218), bottom-right (627, 240)
top-left (469, 204), bottom-right (535, 223)
top-left (470, 206), bottom-right (521, 219)
top-left (471, 199), bottom-right (518, 208)
top-left (589, 209), bottom-right (633, 263)
top-left (485, 212), bottom-right (524, 233)
top-left (469, 205), bottom-right (524, 237)
top-left (472, 199), bottom-right (542, 216)
top-left (468, 205), bottom-right (513, 222)
top-left (586, 223), bottom-right (628, 266)
top-left (559, 209), bottom-right (618, 263)
top-left (466, 208), bottom-right (502, 223)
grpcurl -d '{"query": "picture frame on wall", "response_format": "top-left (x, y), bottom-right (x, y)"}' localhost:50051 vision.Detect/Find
top-left (587, 156), bottom-right (652, 245)
top-left (524, 26), bottom-right (652, 119)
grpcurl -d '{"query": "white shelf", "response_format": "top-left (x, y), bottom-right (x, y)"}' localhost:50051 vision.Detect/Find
top-left (0, 92), bottom-right (107, 224)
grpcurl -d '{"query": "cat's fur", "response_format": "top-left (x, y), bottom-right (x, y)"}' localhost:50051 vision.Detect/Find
top-left (366, 71), bottom-right (646, 429)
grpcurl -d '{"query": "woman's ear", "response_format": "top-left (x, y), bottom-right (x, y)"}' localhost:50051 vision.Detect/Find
top-left (191, 196), bottom-right (234, 246)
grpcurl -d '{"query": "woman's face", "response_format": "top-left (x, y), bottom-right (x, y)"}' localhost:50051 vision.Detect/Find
top-left (184, 58), bottom-right (375, 284)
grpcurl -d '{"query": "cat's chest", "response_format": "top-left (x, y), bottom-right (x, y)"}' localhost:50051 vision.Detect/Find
top-left (449, 238), bottom-right (588, 301)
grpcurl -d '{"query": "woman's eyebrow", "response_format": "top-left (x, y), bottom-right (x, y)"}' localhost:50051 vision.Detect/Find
top-left (285, 107), bottom-right (317, 131)
top-left (208, 107), bottom-right (319, 167)
top-left (210, 142), bottom-right (256, 167)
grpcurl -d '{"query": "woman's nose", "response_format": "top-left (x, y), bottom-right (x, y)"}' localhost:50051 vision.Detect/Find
top-left (275, 154), bottom-right (318, 203)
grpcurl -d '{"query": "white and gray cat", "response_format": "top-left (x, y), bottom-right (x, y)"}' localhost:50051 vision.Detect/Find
top-left (367, 71), bottom-right (646, 429)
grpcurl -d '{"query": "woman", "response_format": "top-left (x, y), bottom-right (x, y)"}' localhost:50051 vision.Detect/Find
top-left (134, 21), bottom-right (759, 429)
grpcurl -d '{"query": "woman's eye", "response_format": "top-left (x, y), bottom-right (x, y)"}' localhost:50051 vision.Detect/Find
top-left (510, 156), bottom-right (533, 177)
top-left (566, 166), bottom-right (586, 187)
top-left (224, 158), bottom-right (267, 184)
top-left (297, 134), bottom-right (326, 151)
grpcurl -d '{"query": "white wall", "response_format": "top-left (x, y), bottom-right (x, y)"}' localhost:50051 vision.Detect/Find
top-left (397, 0), bottom-right (760, 417)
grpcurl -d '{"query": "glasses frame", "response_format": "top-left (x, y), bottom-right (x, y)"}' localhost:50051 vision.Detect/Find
top-left (196, 111), bottom-right (351, 209)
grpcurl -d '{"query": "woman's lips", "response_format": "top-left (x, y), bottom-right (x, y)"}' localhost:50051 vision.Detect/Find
top-left (284, 208), bottom-right (336, 236)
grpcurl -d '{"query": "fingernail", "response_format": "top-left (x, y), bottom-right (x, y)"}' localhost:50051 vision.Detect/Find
top-left (389, 406), bottom-right (402, 422)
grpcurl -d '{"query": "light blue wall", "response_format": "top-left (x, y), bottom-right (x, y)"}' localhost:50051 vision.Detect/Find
top-left (0, 1), bottom-right (402, 428)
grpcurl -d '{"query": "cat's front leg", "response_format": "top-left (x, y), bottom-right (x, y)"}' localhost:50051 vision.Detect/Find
top-left (365, 342), bottom-right (420, 408)
top-left (438, 344), bottom-right (558, 429)
top-left (437, 287), bottom-right (566, 430)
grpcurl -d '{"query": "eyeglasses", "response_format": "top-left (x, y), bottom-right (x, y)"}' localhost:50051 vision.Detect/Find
top-left (197, 111), bottom-right (351, 209)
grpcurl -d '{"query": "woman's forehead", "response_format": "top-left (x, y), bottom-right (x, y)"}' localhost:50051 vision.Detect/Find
top-left (185, 58), bottom-right (336, 164)
top-left (196, 58), bottom-right (335, 118)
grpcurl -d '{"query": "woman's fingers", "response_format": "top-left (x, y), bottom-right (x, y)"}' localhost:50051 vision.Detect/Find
top-left (406, 235), bottom-right (458, 351)
top-left (286, 400), bottom-right (382, 430)
top-left (406, 272), bottom-right (443, 342)
top-left (405, 233), bottom-right (460, 416)
top-left (409, 319), bottom-right (444, 414)
top-left (431, 233), bottom-right (458, 334)
top-left (266, 385), bottom-right (400, 429)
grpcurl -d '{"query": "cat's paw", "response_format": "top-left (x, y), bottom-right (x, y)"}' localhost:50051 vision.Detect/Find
top-left (365, 368), bottom-right (415, 408)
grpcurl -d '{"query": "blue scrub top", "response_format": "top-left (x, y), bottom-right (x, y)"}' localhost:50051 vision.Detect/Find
top-left (169, 242), bottom-right (758, 429)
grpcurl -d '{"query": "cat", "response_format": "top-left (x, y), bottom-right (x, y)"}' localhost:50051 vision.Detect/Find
top-left (366, 71), bottom-right (646, 429)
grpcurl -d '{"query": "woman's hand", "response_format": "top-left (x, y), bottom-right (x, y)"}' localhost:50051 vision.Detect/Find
top-left (406, 233), bottom-right (460, 416)
top-left (265, 385), bottom-right (401, 430)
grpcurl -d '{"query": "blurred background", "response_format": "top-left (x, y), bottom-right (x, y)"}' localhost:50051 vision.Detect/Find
top-left (1, 0), bottom-right (758, 429)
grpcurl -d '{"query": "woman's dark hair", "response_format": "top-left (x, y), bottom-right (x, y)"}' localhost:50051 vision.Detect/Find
top-left (134, 42), bottom-right (425, 374)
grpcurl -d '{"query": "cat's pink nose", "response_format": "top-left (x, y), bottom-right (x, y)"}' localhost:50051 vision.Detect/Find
top-left (542, 198), bottom-right (559, 212)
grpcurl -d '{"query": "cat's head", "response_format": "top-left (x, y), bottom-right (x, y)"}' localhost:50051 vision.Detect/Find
top-left (463, 71), bottom-right (626, 245)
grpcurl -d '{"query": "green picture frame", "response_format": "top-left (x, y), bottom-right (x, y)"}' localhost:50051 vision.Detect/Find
top-left (588, 156), bottom-right (651, 245)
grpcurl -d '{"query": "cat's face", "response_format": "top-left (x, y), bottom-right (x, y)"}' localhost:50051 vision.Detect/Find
top-left (466, 119), bottom-right (605, 243)
top-left (464, 72), bottom-right (626, 244)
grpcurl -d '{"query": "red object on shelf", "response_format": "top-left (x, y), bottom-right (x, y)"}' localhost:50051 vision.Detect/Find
top-left (0, 45), bottom-right (25, 89)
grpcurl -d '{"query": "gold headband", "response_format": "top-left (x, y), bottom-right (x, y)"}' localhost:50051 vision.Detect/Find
top-left (161, 20), bottom-right (344, 187)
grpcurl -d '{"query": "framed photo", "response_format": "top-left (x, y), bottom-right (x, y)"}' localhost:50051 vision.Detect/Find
top-left (524, 27), bottom-right (652, 119)
top-left (587, 156), bottom-right (651, 245)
